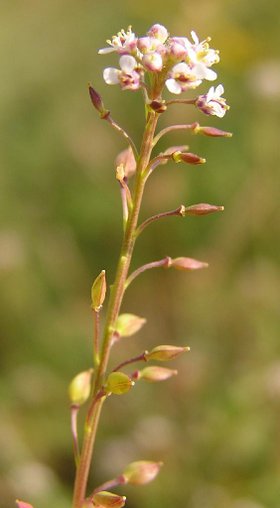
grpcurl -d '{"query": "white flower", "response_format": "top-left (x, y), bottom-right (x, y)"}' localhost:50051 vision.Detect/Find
top-left (187, 31), bottom-right (220, 73)
top-left (99, 26), bottom-right (137, 55)
top-left (166, 62), bottom-right (207, 94)
top-left (103, 55), bottom-right (142, 91)
top-left (196, 84), bottom-right (229, 117)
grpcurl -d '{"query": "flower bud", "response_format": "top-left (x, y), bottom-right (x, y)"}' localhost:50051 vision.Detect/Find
top-left (197, 126), bottom-right (232, 138)
top-left (145, 345), bottom-right (190, 361)
top-left (147, 24), bottom-right (169, 43)
top-left (181, 203), bottom-right (224, 216)
top-left (142, 53), bottom-right (163, 72)
top-left (172, 152), bottom-right (206, 165)
top-left (105, 372), bottom-right (134, 395)
top-left (91, 270), bottom-right (106, 311)
top-left (88, 85), bottom-right (109, 119)
top-left (138, 366), bottom-right (178, 382)
top-left (114, 314), bottom-right (146, 338)
top-left (115, 147), bottom-right (136, 179)
top-left (68, 369), bottom-right (93, 406)
top-left (123, 460), bottom-right (163, 485)
top-left (92, 491), bottom-right (126, 508)
top-left (170, 257), bottom-right (208, 270)
top-left (16, 501), bottom-right (34, 508)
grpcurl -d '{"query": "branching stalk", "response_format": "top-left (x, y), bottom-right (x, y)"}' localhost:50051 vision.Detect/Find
top-left (72, 110), bottom-right (159, 508)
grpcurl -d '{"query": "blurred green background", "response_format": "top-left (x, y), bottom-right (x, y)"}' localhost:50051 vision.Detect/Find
top-left (1, 1), bottom-right (280, 507)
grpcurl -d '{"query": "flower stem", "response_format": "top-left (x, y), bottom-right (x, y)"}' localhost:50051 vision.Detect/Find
top-left (72, 110), bottom-right (159, 508)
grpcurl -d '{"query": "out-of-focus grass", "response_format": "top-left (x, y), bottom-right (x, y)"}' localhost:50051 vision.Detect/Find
top-left (1, 1), bottom-right (280, 507)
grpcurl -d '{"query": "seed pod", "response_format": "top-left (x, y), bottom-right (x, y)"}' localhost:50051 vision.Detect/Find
top-left (88, 85), bottom-right (110, 119)
top-left (105, 372), bottom-right (134, 395)
top-left (182, 203), bottom-right (224, 216)
top-left (16, 501), bottom-right (34, 508)
top-left (91, 270), bottom-right (106, 311)
top-left (114, 314), bottom-right (146, 337)
top-left (198, 126), bottom-right (232, 137)
top-left (145, 345), bottom-right (190, 361)
top-left (68, 369), bottom-right (93, 406)
top-left (172, 151), bottom-right (206, 165)
top-left (92, 491), bottom-right (126, 508)
top-left (123, 460), bottom-right (163, 485)
top-left (138, 366), bottom-right (178, 382)
top-left (170, 257), bottom-right (208, 271)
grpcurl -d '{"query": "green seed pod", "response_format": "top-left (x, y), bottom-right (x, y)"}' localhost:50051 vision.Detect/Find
top-left (114, 314), bottom-right (146, 337)
top-left (68, 369), bottom-right (93, 406)
top-left (92, 491), bottom-right (126, 508)
top-left (105, 372), bottom-right (134, 395)
top-left (123, 460), bottom-right (163, 485)
top-left (91, 270), bottom-right (106, 311)
top-left (138, 366), bottom-right (178, 382)
top-left (145, 345), bottom-right (190, 361)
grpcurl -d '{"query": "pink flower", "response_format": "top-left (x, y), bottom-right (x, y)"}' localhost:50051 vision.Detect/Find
top-left (166, 62), bottom-right (206, 94)
top-left (196, 85), bottom-right (229, 117)
top-left (103, 55), bottom-right (142, 91)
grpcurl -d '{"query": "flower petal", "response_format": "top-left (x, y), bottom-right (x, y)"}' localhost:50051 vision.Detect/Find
top-left (165, 79), bottom-right (182, 94)
top-left (119, 55), bottom-right (137, 73)
top-left (103, 67), bottom-right (120, 85)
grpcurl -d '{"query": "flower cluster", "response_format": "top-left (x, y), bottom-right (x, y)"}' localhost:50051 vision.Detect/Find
top-left (99, 24), bottom-right (229, 117)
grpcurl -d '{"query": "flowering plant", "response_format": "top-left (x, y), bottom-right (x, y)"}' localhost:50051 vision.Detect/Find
top-left (16, 23), bottom-right (231, 508)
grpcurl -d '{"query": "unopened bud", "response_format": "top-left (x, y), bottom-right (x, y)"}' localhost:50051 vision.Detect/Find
top-left (123, 460), bottom-right (163, 485)
top-left (142, 53), bottom-right (163, 72)
top-left (68, 369), bottom-right (93, 406)
top-left (170, 257), bottom-right (208, 270)
top-left (147, 24), bottom-right (169, 43)
top-left (91, 270), bottom-right (106, 311)
top-left (145, 345), bottom-right (190, 361)
top-left (115, 147), bottom-right (136, 179)
top-left (181, 203), bottom-right (224, 216)
top-left (114, 314), bottom-right (146, 338)
top-left (88, 85), bottom-right (109, 119)
top-left (149, 100), bottom-right (167, 113)
top-left (197, 126), bottom-right (232, 138)
top-left (105, 372), bottom-right (134, 395)
top-left (16, 501), bottom-right (34, 508)
top-left (172, 152), bottom-right (206, 165)
top-left (138, 366), bottom-right (178, 382)
top-left (92, 491), bottom-right (126, 508)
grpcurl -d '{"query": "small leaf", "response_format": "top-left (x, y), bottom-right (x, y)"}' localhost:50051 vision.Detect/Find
top-left (91, 270), bottom-right (107, 311)
top-left (115, 314), bottom-right (146, 337)
top-left (145, 345), bottom-right (190, 361)
top-left (138, 366), bottom-right (178, 382)
top-left (68, 369), bottom-right (93, 406)
top-left (105, 372), bottom-right (134, 395)
top-left (92, 491), bottom-right (126, 508)
top-left (123, 460), bottom-right (163, 485)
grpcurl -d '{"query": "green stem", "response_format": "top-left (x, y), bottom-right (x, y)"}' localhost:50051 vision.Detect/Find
top-left (72, 110), bottom-right (159, 508)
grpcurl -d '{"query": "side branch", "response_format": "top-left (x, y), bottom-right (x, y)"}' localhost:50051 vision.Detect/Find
top-left (136, 206), bottom-right (185, 237)
top-left (125, 256), bottom-right (171, 289)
